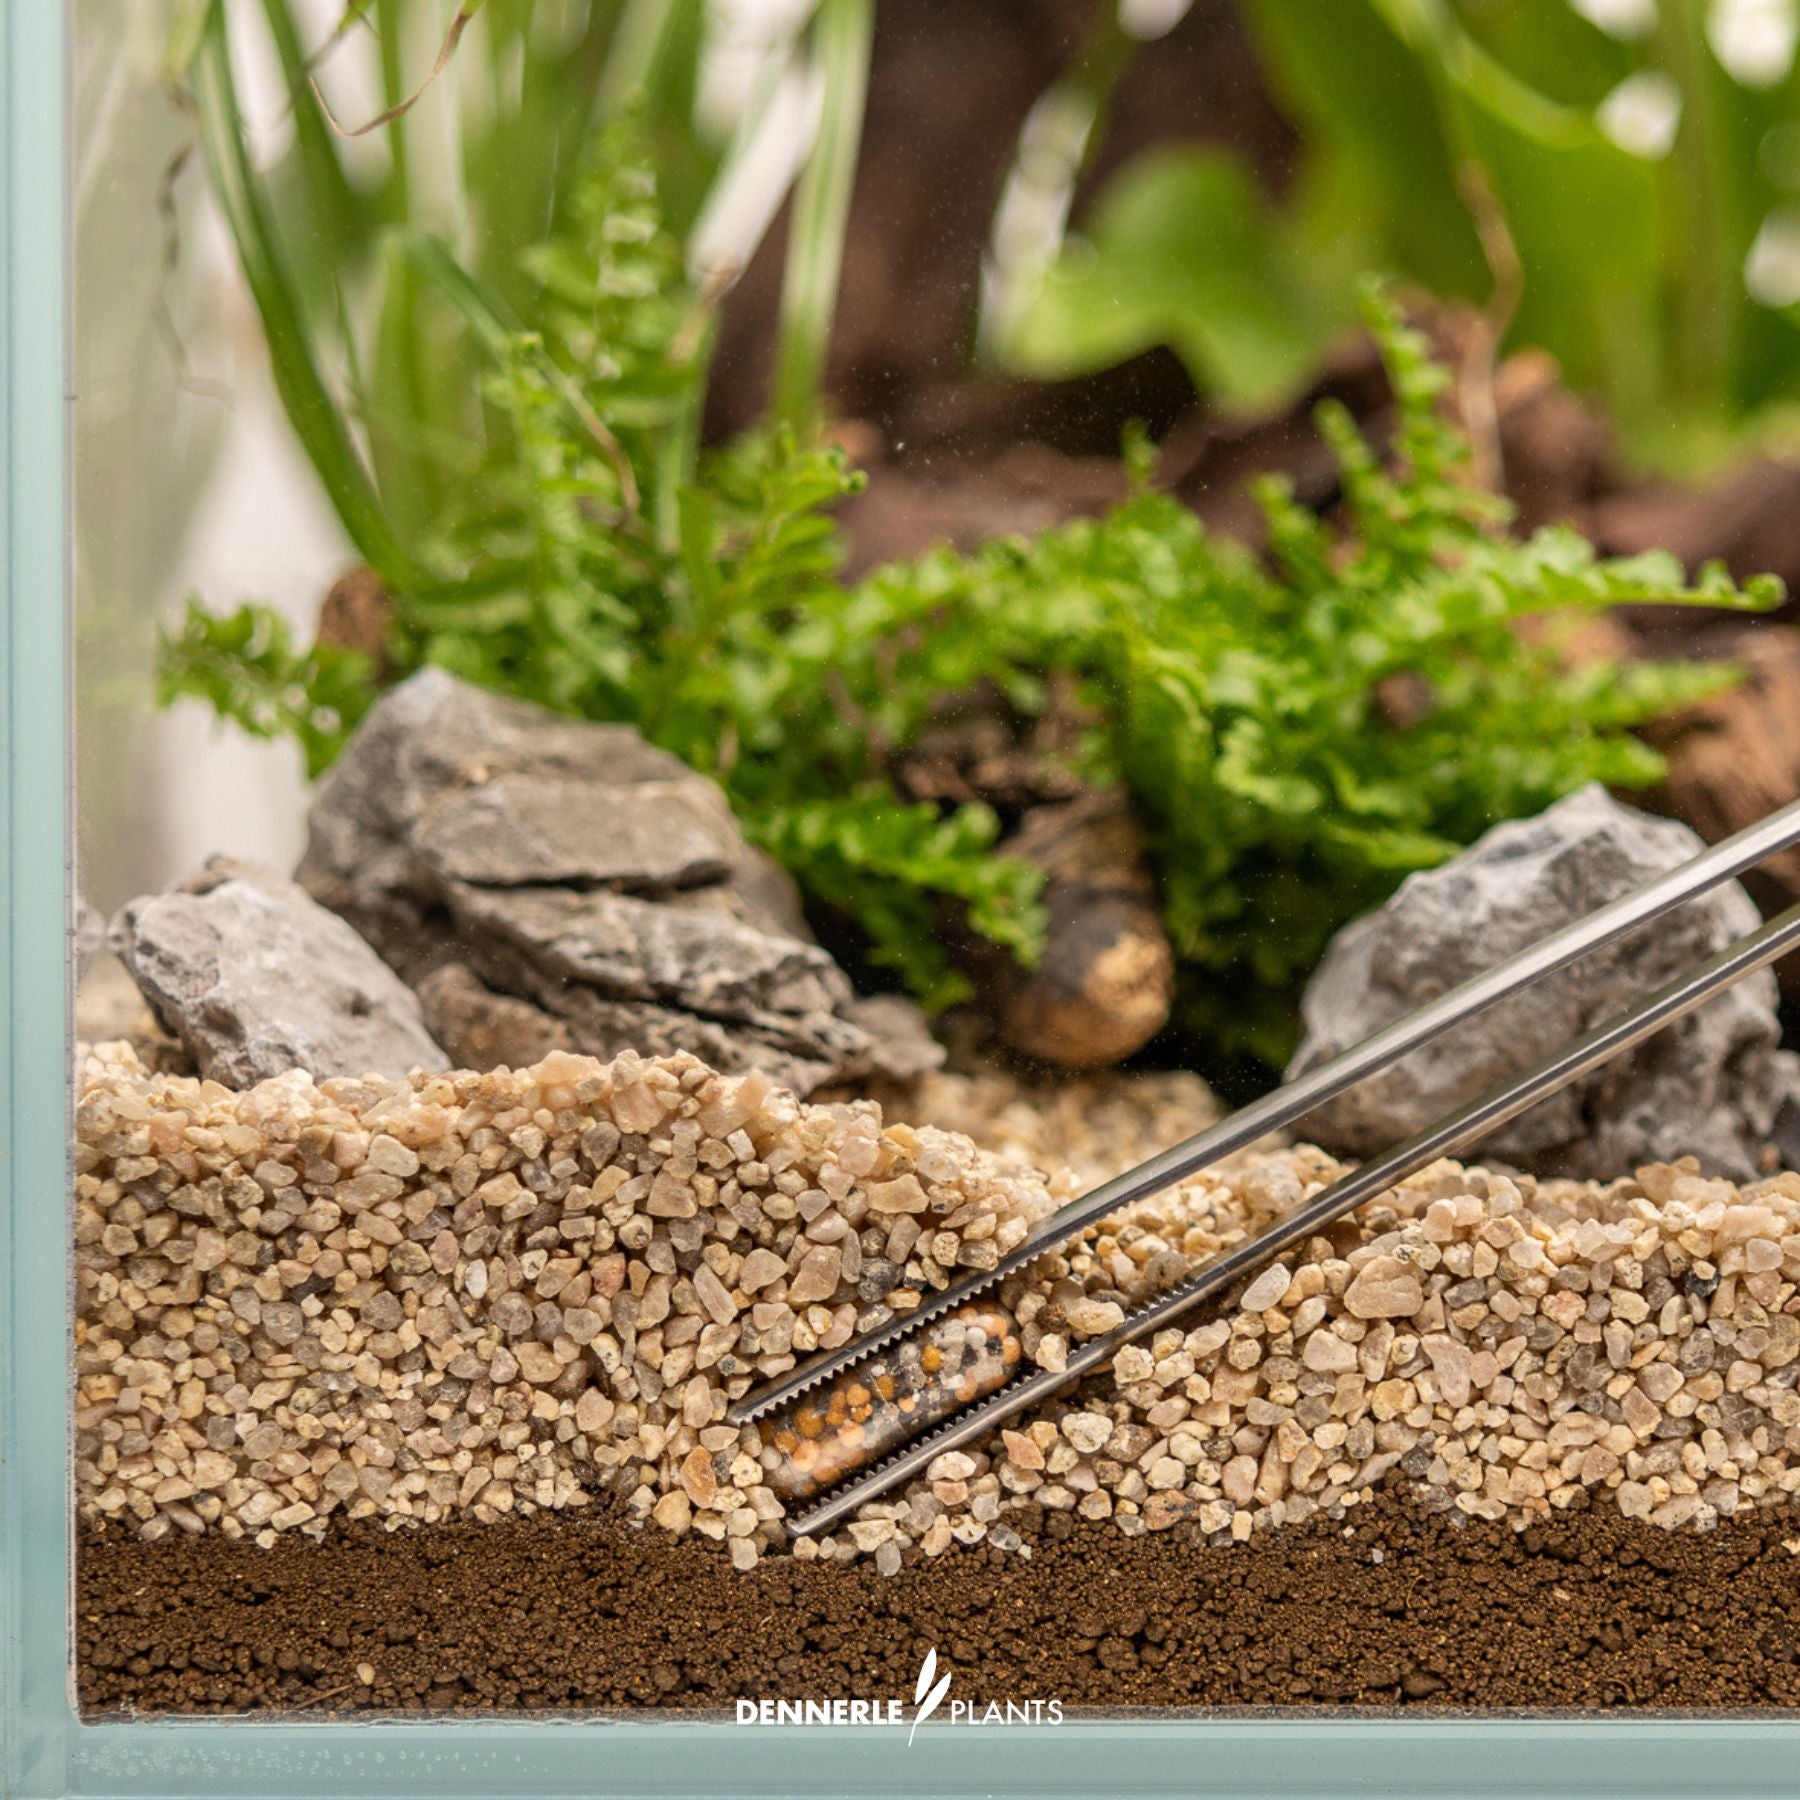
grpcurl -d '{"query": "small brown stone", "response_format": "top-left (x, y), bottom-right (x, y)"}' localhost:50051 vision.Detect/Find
top-left (1345, 1257), bottom-right (1423, 1320)
top-left (787, 1244), bottom-right (842, 1306)
top-left (866, 1175), bottom-right (929, 1214)
top-left (679, 1448), bottom-right (717, 1509)
top-left (514, 1342), bottom-right (562, 1385)
top-left (739, 1249), bottom-right (787, 1293)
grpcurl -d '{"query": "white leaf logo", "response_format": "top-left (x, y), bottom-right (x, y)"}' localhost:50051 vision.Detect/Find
top-left (909, 1647), bottom-right (952, 1745)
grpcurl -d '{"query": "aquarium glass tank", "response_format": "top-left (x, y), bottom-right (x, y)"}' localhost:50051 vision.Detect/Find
top-left (15, 0), bottom-right (1800, 1793)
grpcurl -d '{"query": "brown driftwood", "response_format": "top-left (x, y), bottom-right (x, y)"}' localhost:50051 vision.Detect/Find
top-left (1644, 626), bottom-right (1800, 912)
top-left (315, 564), bottom-right (393, 672)
top-left (988, 790), bottom-right (1175, 1068)
top-left (894, 695), bottom-right (1176, 1068)
top-left (1594, 462), bottom-right (1800, 620)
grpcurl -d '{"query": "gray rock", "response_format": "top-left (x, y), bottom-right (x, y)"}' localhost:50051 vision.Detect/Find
top-left (839, 995), bottom-right (950, 1083)
top-left (111, 858), bottom-right (445, 1088)
top-left (300, 669), bottom-right (941, 1092)
top-left (1287, 785), bottom-right (1800, 1180)
top-left (410, 768), bottom-right (738, 891)
top-left (416, 964), bottom-right (577, 1073)
top-left (417, 959), bottom-right (865, 1094)
top-left (297, 668), bottom-right (749, 954)
top-left (443, 881), bottom-right (851, 1019)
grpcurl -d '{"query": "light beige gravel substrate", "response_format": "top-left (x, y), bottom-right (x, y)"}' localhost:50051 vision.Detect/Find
top-left (75, 1044), bottom-right (1800, 1572)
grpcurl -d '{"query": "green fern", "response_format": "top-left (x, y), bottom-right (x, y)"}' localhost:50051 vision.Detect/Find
top-left (803, 292), bottom-right (1777, 1061)
top-left (158, 598), bottom-right (375, 780)
top-left (161, 138), bottom-right (1781, 1068)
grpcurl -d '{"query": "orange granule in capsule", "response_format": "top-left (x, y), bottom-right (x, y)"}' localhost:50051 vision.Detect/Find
top-left (761, 1302), bottom-right (1022, 1504)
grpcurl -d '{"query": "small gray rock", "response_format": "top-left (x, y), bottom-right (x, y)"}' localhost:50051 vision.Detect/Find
top-left (299, 669), bottom-right (941, 1092)
top-left (410, 769), bottom-right (737, 892)
top-left (856, 1259), bottom-right (901, 1303)
top-left (839, 994), bottom-right (950, 1083)
top-left (1287, 785), bottom-right (1799, 1179)
top-left (442, 881), bottom-right (852, 1020)
top-left (298, 669), bottom-right (783, 954)
top-left (420, 957), bottom-right (863, 1094)
top-left (110, 858), bottom-right (445, 1089)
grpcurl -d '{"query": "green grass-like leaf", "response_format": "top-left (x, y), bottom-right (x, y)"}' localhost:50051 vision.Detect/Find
top-left (190, 0), bottom-right (422, 589)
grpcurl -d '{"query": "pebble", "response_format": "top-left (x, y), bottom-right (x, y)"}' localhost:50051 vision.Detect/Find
top-left (1062, 1412), bottom-right (1113, 1455)
top-left (1345, 1256), bottom-right (1424, 1319)
top-left (1064, 1297), bottom-right (1126, 1336)
top-left (1240, 1262), bottom-right (1292, 1313)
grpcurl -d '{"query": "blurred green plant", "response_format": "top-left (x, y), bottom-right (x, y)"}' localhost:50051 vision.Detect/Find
top-left (165, 242), bottom-right (1781, 1056)
top-left (772, 0), bottom-right (874, 435)
top-left (999, 145), bottom-right (1353, 412)
top-left (163, 81), bottom-right (1044, 1010)
top-left (997, 0), bottom-right (1800, 465)
top-left (805, 291), bottom-right (1781, 1061)
top-left (178, 0), bottom-right (874, 577)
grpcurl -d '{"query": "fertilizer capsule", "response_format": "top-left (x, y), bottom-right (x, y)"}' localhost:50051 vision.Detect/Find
top-left (761, 1302), bottom-right (1022, 1502)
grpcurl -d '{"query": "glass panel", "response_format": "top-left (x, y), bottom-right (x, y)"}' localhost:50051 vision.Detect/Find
top-left (36, 0), bottom-right (1800, 1775)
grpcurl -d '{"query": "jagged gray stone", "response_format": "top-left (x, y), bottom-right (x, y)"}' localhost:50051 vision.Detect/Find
top-left (110, 858), bottom-right (445, 1088)
top-left (1287, 785), bottom-right (1800, 1180)
top-left (299, 668), bottom-right (941, 1093)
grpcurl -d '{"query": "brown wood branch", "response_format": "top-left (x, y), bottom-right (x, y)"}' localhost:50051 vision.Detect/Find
top-left (1450, 163), bottom-right (1523, 499)
top-left (890, 682), bottom-right (1173, 1067)
top-left (1643, 625), bottom-right (1800, 905)
top-left (315, 564), bottom-right (393, 677)
top-left (987, 790), bottom-right (1175, 1069)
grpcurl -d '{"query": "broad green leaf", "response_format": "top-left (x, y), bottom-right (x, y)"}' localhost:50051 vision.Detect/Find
top-left (1002, 148), bottom-right (1341, 409)
top-left (1241, 0), bottom-right (1488, 301)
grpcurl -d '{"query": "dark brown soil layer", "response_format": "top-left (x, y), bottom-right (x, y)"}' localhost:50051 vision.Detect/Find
top-left (78, 1487), bottom-right (1800, 1716)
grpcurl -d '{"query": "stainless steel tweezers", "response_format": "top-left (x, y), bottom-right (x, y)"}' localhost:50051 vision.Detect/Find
top-left (734, 798), bottom-right (1800, 1536)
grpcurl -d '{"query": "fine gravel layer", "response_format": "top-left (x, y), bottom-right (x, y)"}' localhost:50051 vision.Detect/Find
top-left (77, 1487), bottom-right (1800, 1714)
top-left (75, 1042), bottom-right (1800, 1566)
top-left (75, 1042), bottom-right (1051, 1564)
